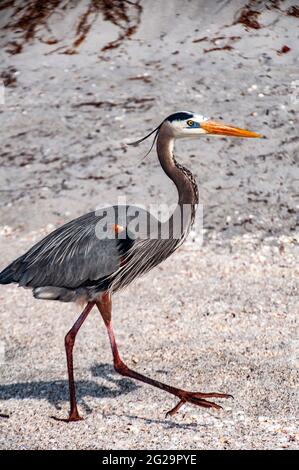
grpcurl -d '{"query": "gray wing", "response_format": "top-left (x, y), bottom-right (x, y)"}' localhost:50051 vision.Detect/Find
top-left (2, 211), bottom-right (125, 289)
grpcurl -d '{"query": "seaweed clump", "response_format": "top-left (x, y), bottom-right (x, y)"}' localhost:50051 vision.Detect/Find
top-left (1, 0), bottom-right (142, 55)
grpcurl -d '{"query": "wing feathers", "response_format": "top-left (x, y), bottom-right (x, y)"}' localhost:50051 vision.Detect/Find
top-left (0, 211), bottom-right (125, 289)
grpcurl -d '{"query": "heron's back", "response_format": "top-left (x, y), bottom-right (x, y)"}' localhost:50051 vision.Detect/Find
top-left (0, 206), bottom-right (182, 302)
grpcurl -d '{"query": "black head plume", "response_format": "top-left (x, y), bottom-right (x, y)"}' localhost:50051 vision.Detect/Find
top-left (127, 122), bottom-right (162, 159)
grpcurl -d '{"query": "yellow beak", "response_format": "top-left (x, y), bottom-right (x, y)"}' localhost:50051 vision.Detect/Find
top-left (200, 120), bottom-right (262, 138)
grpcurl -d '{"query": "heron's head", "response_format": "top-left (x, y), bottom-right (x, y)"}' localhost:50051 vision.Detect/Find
top-left (162, 111), bottom-right (261, 139)
top-left (129, 110), bottom-right (261, 155)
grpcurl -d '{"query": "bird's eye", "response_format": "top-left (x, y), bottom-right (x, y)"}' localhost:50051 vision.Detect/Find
top-left (187, 120), bottom-right (194, 127)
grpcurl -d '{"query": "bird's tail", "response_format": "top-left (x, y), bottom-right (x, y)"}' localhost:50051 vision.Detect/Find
top-left (0, 263), bottom-right (18, 284)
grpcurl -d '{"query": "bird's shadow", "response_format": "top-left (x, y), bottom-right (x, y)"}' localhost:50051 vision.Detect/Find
top-left (0, 363), bottom-right (139, 414)
top-left (0, 364), bottom-right (210, 429)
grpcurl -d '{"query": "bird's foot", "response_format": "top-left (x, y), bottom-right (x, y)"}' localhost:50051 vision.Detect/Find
top-left (166, 391), bottom-right (233, 417)
top-left (51, 409), bottom-right (84, 423)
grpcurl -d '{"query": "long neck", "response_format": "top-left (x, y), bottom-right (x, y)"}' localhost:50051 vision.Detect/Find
top-left (156, 129), bottom-right (198, 238)
top-left (156, 130), bottom-right (198, 206)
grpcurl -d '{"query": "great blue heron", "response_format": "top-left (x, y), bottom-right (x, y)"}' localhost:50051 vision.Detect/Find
top-left (0, 111), bottom-right (261, 421)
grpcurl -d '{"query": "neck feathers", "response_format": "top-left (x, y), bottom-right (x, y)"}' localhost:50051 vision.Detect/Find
top-left (156, 129), bottom-right (199, 239)
top-left (156, 130), bottom-right (199, 207)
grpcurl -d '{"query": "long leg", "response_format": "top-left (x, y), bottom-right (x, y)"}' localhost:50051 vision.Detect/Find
top-left (54, 301), bottom-right (95, 422)
top-left (96, 293), bottom-right (232, 417)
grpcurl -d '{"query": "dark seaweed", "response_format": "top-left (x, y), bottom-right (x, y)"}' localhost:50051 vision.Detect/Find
top-left (1, 0), bottom-right (142, 54)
